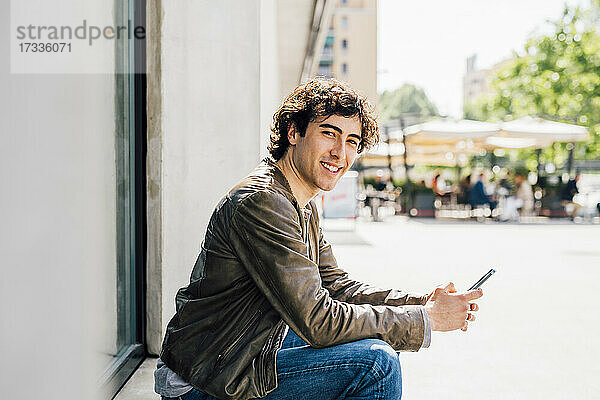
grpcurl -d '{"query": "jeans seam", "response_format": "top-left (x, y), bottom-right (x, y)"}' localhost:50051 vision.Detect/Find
top-left (278, 362), bottom-right (373, 377)
top-left (375, 375), bottom-right (385, 400)
top-left (370, 358), bottom-right (386, 381)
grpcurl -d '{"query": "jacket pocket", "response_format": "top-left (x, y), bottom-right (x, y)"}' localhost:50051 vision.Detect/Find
top-left (214, 308), bottom-right (263, 373)
top-left (256, 320), bottom-right (287, 396)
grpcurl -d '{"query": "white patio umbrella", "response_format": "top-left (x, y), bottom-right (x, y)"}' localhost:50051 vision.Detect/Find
top-left (486, 116), bottom-right (589, 148)
top-left (403, 118), bottom-right (500, 146)
top-left (367, 117), bottom-right (589, 167)
top-left (361, 142), bottom-right (481, 167)
top-left (359, 152), bottom-right (463, 168)
top-left (398, 118), bottom-right (497, 166)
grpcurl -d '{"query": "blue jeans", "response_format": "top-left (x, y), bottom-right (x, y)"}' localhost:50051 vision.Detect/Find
top-left (165, 329), bottom-right (402, 400)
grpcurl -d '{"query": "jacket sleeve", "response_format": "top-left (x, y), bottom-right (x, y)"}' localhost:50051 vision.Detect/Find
top-left (229, 191), bottom-right (425, 351)
top-left (317, 226), bottom-right (429, 307)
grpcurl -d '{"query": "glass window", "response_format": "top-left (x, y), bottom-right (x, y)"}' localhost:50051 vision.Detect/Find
top-left (98, 0), bottom-right (146, 397)
top-left (342, 63), bottom-right (348, 74)
top-left (342, 39), bottom-right (348, 50)
top-left (318, 64), bottom-right (332, 77)
top-left (342, 16), bottom-right (348, 29)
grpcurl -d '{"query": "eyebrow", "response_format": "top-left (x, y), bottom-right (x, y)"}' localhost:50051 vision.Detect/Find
top-left (319, 123), bottom-right (342, 133)
top-left (319, 124), bottom-right (361, 141)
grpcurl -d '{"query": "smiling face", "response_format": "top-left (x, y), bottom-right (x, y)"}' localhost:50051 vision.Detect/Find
top-left (288, 114), bottom-right (362, 192)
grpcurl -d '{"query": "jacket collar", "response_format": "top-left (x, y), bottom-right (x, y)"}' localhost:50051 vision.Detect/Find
top-left (263, 157), bottom-right (314, 216)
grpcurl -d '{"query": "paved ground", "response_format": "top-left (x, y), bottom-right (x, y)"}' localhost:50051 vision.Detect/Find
top-left (118, 217), bottom-right (599, 399)
top-left (115, 358), bottom-right (158, 400)
top-left (323, 217), bottom-right (600, 400)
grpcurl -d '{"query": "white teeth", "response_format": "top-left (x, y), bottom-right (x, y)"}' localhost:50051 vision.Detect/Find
top-left (321, 162), bottom-right (340, 172)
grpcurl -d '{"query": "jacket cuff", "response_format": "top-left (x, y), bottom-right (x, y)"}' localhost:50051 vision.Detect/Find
top-left (384, 291), bottom-right (430, 306)
top-left (420, 307), bottom-right (431, 349)
top-left (392, 305), bottom-right (426, 352)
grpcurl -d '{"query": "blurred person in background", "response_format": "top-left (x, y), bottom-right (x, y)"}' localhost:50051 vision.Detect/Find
top-left (515, 173), bottom-right (534, 216)
top-left (497, 171), bottom-right (514, 197)
top-left (500, 172), bottom-right (533, 221)
top-left (457, 174), bottom-right (472, 205)
top-left (561, 173), bottom-right (581, 218)
top-left (374, 174), bottom-right (387, 191)
top-left (469, 173), bottom-right (497, 210)
top-left (432, 172), bottom-right (444, 196)
top-left (432, 171), bottom-right (451, 204)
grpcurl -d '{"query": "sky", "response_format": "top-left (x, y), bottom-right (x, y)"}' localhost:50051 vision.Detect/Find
top-left (378, 0), bottom-right (591, 118)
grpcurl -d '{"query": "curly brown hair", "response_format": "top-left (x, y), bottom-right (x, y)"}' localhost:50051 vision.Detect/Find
top-left (269, 78), bottom-right (379, 160)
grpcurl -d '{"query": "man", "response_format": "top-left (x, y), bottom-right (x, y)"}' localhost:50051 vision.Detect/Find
top-left (515, 173), bottom-right (534, 216)
top-left (469, 173), bottom-right (497, 211)
top-left (155, 79), bottom-right (483, 400)
top-left (500, 172), bottom-right (533, 222)
top-left (457, 174), bottom-right (472, 205)
top-left (561, 173), bottom-right (581, 218)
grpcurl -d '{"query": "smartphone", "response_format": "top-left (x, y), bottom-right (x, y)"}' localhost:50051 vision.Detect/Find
top-left (468, 268), bottom-right (496, 290)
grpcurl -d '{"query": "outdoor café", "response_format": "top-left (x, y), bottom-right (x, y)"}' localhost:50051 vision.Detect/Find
top-left (357, 117), bottom-right (591, 220)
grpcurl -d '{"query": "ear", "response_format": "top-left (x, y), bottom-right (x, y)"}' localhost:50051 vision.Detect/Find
top-left (288, 123), bottom-right (298, 146)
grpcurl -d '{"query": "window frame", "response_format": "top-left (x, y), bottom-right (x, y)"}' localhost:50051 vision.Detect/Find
top-left (98, 0), bottom-right (147, 397)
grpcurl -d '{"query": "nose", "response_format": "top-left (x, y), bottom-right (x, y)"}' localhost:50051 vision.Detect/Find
top-left (330, 136), bottom-right (346, 161)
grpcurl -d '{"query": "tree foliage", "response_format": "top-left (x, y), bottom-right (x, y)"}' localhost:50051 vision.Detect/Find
top-left (379, 84), bottom-right (439, 122)
top-left (464, 1), bottom-right (600, 162)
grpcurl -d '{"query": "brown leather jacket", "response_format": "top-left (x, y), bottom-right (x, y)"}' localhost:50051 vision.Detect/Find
top-left (160, 158), bottom-right (428, 400)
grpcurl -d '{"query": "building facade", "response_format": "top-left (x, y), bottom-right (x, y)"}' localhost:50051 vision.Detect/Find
top-left (316, 0), bottom-right (378, 104)
top-left (463, 54), bottom-right (511, 110)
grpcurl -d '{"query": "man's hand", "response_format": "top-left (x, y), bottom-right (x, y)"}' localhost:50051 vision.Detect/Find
top-left (425, 284), bottom-right (483, 332)
top-left (426, 282), bottom-right (457, 302)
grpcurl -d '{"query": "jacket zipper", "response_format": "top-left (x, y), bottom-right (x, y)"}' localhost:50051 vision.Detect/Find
top-left (301, 209), bottom-right (310, 257)
top-left (259, 320), bottom-right (288, 395)
top-left (215, 308), bottom-right (262, 370)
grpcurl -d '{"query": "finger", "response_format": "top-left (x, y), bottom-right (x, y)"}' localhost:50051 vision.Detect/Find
top-left (467, 313), bottom-right (476, 322)
top-left (444, 282), bottom-right (456, 293)
top-left (469, 303), bottom-right (479, 312)
top-left (433, 287), bottom-right (446, 298)
top-left (464, 288), bottom-right (483, 301)
top-left (461, 321), bottom-right (468, 331)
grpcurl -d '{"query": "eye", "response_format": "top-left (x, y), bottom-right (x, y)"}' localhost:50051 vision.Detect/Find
top-left (347, 139), bottom-right (359, 148)
top-left (322, 130), bottom-right (336, 138)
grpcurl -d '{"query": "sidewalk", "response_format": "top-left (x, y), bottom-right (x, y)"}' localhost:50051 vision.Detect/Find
top-left (114, 358), bottom-right (158, 400)
top-left (324, 216), bottom-right (600, 399)
top-left (117, 217), bottom-right (600, 399)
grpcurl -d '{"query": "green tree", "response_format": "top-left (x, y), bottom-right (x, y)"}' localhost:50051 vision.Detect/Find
top-left (464, 1), bottom-right (600, 162)
top-left (379, 84), bottom-right (439, 122)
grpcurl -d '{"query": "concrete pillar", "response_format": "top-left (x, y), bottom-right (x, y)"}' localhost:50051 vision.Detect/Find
top-left (145, 0), bottom-right (280, 354)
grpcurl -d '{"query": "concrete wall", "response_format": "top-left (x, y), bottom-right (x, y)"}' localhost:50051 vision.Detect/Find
top-left (260, 0), bottom-right (280, 160)
top-left (1, 1), bottom-right (118, 398)
top-left (146, 0), bottom-right (281, 355)
top-left (276, 0), bottom-right (313, 100)
top-left (145, 0), bottom-right (334, 355)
